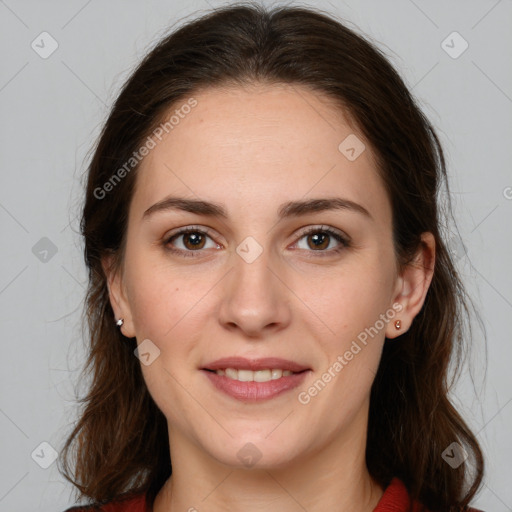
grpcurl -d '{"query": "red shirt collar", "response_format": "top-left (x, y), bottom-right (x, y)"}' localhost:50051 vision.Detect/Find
top-left (373, 477), bottom-right (421, 511)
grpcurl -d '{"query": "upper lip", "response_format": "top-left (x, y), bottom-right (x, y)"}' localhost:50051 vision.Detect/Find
top-left (202, 357), bottom-right (310, 372)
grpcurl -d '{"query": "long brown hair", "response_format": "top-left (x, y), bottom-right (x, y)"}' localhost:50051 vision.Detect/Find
top-left (59, 3), bottom-right (484, 510)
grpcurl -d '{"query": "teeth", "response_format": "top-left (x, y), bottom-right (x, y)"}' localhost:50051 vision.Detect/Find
top-left (215, 368), bottom-right (294, 382)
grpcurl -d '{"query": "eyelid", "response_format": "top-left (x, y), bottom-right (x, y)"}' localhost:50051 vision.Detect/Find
top-left (294, 224), bottom-right (350, 243)
top-left (164, 224), bottom-right (221, 242)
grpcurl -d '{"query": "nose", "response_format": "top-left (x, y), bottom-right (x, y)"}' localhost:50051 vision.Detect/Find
top-left (217, 246), bottom-right (292, 338)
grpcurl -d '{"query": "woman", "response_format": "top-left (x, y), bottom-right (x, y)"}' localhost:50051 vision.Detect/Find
top-left (60, 3), bottom-right (485, 511)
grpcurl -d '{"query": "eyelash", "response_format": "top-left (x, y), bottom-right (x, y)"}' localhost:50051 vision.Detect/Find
top-left (163, 225), bottom-right (350, 258)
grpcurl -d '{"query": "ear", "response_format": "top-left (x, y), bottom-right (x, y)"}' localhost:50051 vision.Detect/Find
top-left (101, 252), bottom-right (136, 338)
top-left (385, 232), bottom-right (435, 339)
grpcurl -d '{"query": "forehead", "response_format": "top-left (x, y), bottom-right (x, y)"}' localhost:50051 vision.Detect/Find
top-left (131, 83), bottom-right (390, 223)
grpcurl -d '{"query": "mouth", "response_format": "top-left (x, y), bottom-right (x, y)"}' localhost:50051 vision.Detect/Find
top-left (202, 367), bottom-right (305, 382)
top-left (201, 357), bottom-right (311, 402)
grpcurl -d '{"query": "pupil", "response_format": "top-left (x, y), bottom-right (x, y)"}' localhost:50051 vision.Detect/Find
top-left (187, 233), bottom-right (202, 247)
top-left (310, 233), bottom-right (328, 249)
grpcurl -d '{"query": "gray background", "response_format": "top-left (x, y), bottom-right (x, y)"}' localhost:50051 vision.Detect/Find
top-left (0, 0), bottom-right (511, 510)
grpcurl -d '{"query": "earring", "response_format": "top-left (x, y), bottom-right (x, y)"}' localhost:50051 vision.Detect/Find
top-left (116, 318), bottom-right (124, 328)
top-left (394, 319), bottom-right (401, 330)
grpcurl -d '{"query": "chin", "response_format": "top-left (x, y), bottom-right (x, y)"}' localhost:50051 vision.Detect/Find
top-left (205, 434), bottom-right (303, 470)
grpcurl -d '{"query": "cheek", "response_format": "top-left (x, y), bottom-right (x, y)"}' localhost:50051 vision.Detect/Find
top-left (314, 286), bottom-right (389, 399)
top-left (124, 259), bottom-right (195, 341)
top-left (309, 261), bottom-right (396, 345)
top-left (125, 265), bottom-right (204, 408)
top-left (300, 273), bottom-right (391, 421)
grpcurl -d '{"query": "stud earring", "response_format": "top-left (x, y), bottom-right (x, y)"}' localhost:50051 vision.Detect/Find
top-left (116, 318), bottom-right (124, 328)
top-left (394, 319), bottom-right (401, 330)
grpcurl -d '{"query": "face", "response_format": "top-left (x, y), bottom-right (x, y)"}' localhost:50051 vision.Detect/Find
top-left (105, 83), bottom-right (426, 470)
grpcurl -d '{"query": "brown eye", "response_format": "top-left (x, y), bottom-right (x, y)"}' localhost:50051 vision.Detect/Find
top-left (294, 226), bottom-right (349, 255)
top-left (164, 227), bottom-right (219, 257)
top-left (306, 232), bottom-right (330, 250)
top-left (181, 232), bottom-right (206, 250)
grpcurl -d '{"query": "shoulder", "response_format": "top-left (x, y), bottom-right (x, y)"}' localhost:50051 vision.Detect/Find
top-left (63, 492), bottom-right (149, 512)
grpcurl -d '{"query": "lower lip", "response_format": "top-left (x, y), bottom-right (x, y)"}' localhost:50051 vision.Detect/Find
top-left (201, 369), bottom-right (310, 402)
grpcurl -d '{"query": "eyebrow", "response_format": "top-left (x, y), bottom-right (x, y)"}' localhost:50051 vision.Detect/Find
top-left (142, 196), bottom-right (372, 221)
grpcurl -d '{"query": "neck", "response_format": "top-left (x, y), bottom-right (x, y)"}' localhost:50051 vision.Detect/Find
top-left (153, 416), bottom-right (383, 511)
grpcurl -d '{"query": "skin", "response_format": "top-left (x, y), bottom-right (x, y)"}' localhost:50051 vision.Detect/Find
top-left (103, 83), bottom-right (435, 512)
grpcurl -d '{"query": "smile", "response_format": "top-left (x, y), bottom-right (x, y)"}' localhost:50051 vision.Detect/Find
top-left (202, 368), bottom-right (309, 402)
top-left (211, 368), bottom-right (295, 382)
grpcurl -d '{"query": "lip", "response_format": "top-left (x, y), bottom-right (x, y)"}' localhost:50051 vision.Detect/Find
top-left (202, 368), bottom-right (310, 402)
top-left (202, 357), bottom-right (310, 373)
